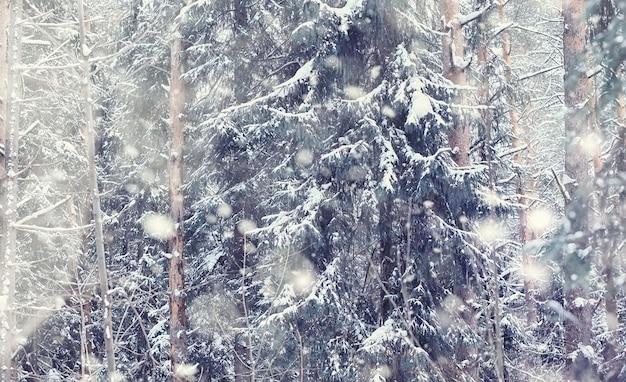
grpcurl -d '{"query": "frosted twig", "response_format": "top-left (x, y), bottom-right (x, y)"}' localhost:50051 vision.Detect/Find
top-left (16, 196), bottom-right (71, 225)
top-left (551, 168), bottom-right (571, 204)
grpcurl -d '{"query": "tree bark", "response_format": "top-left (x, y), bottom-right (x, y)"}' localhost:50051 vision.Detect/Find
top-left (441, 0), bottom-right (469, 166)
top-left (0, 2), bottom-right (9, 379)
top-left (168, 31), bottom-right (187, 381)
top-left (497, 0), bottom-right (539, 326)
top-left (0, 1), bottom-right (21, 379)
top-left (77, 0), bottom-right (117, 378)
top-left (599, 64), bottom-right (625, 381)
top-left (440, 3), bottom-right (478, 379)
top-left (233, 0), bottom-right (249, 103)
top-left (477, 4), bottom-right (504, 380)
top-left (562, 0), bottom-right (596, 379)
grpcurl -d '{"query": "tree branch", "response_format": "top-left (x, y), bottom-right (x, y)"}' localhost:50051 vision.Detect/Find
top-left (16, 196), bottom-right (71, 225)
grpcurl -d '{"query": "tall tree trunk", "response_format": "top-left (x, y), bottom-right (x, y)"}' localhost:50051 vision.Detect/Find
top-left (77, 0), bottom-right (117, 378)
top-left (442, 0), bottom-right (469, 166)
top-left (562, 0), bottom-right (597, 379)
top-left (0, 12), bottom-right (8, 372)
top-left (67, 197), bottom-right (95, 378)
top-left (0, 1), bottom-right (21, 379)
top-left (477, 5), bottom-right (504, 381)
top-left (441, 2), bottom-right (477, 379)
top-left (599, 64), bottom-right (625, 381)
top-left (233, 0), bottom-right (249, 103)
top-left (168, 30), bottom-right (187, 381)
top-left (378, 197), bottom-right (394, 325)
top-left (497, 0), bottom-right (539, 326)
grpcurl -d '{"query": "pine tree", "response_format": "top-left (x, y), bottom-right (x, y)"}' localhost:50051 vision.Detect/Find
top-left (186, 1), bottom-right (495, 380)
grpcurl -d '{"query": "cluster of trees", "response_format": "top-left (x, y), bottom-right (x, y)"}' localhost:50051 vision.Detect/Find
top-left (0, 0), bottom-right (623, 381)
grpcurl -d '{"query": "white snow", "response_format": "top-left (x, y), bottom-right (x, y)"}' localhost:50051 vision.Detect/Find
top-left (406, 79), bottom-right (433, 125)
top-left (142, 213), bottom-right (176, 241)
top-left (216, 202), bottom-right (232, 218)
top-left (377, 136), bottom-right (398, 192)
top-left (273, 59), bottom-right (315, 98)
top-left (237, 219), bottom-right (258, 235)
top-left (572, 297), bottom-right (591, 308)
top-left (476, 219), bottom-right (504, 244)
top-left (527, 208), bottom-right (553, 236)
top-left (174, 363), bottom-right (198, 379)
top-left (295, 148), bottom-right (314, 167)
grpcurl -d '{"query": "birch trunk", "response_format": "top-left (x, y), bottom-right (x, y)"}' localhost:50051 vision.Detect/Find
top-left (0, 0), bottom-right (21, 379)
top-left (77, 0), bottom-right (117, 378)
top-left (0, 2), bottom-right (10, 378)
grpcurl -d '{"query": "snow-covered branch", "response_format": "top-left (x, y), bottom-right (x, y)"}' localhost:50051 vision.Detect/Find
top-left (16, 196), bottom-right (71, 225)
top-left (13, 223), bottom-right (94, 233)
top-left (497, 144), bottom-right (528, 158)
top-left (519, 64), bottom-right (562, 81)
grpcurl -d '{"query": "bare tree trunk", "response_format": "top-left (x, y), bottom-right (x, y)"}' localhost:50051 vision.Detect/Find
top-left (66, 198), bottom-right (96, 378)
top-left (497, 0), bottom-right (539, 327)
top-left (77, 0), bottom-right (117, 378)
top-left (233, 0), bottom-right (249, 104)
top-left (476, 5), bottom-right (504, 380)
top-left (0, 2), bottom-right (10, 380)
top-left (598, 64), bottom-right (625, 381)
top-left (562, 0), bottom-right (597, 379)
top-left (168, 31), bottom-right (187, 381)
top-left (441, 0), bottom-right (469, 166)
top-left (0, 1), bottom-right (21, 379)
top-left (441, 2), bottom-right (477, 379)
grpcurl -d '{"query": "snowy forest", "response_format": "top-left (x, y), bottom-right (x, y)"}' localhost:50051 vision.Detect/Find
top-left (0, 0), bottom-right (624, 381)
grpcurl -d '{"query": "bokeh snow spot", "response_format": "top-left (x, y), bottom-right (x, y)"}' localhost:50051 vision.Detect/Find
top-left (521, 262), bottom-right (549, 287)
top-left (479, 187), bottom-right (506, 208)
top-left (381, 105), bottom-right (397, 118)
top-left (476, 219), bottom-right (504, 244)
top-left (140, 168), bottom-right (156, 184)
top-left (607, 312), bottom-right (618, 331)
top-left (527, 208), bottom-right (553, 236)
top-left (142, 213), bottom-right (175, 241)
top-left (123, 144), bottom-right (139, 159)
top-left (125, 183), bottom-right (140, 194)
top-left (174, 363), bottom-right (198, 381)
top-left (216, 203), bottom-right (232, 218)
top-left (244, 242), bottom-right (257, 255)
top-left (347, 165), bottom-right (367, 182)
top-left (188, 294), bottom-right (240, 335)
top-left (50, 168), bottom-right (67, 182)
top-left (579, 133), bottom-right (601, 157)
top-left (373, 365), bottom-right (391, 381)
top-left (438, 294), bottom-right (463, 329)
top-left (295, 148), bottom-right (314, 167)
top-left (345, 85), bottom-right (366, 100)
top-left (258, 250), bottom-right (317, 299)
top-left (110, 371), bottom-right (126, 382)
top-left (291, 259), bottom-right (316, 295)
top-left (324, 55), bottom-right (341, 70)
top-left (370, 65), bottom-right (382, 80)
top-left (237, 219), bottom-right (257, 235)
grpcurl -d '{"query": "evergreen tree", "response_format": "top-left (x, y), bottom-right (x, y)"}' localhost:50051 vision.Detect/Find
top-left (186, 1), bottom-right (496, 380)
